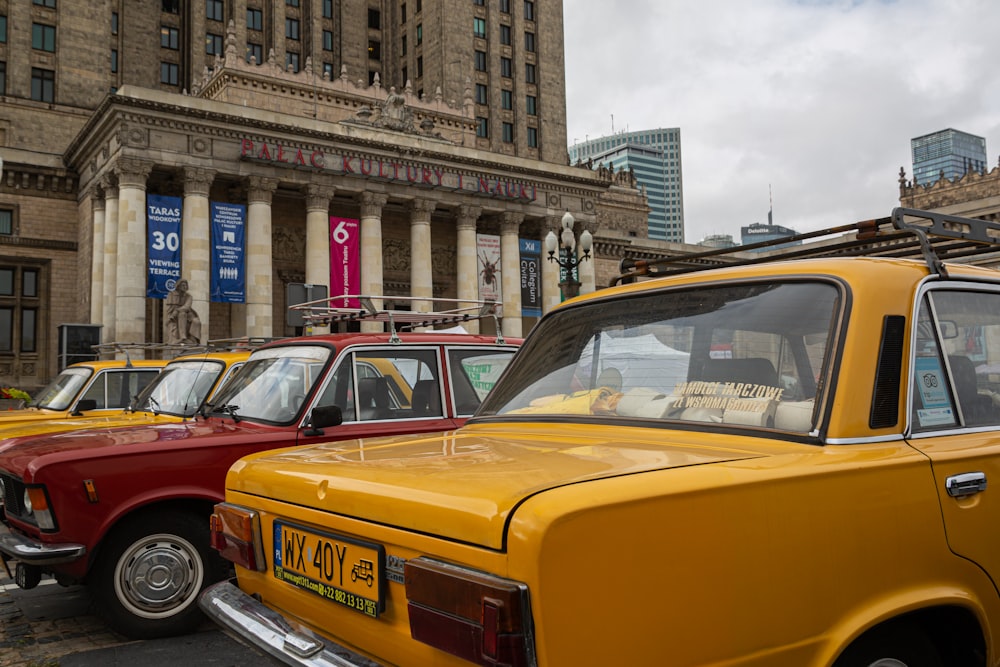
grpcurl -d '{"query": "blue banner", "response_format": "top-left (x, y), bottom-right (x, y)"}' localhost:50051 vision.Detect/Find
top-left (210, 202), bottom-right (246, 303)
top-left (519, 238), bottom-right (542, 317)
top-left (146, 195), bottom-right (183, 299)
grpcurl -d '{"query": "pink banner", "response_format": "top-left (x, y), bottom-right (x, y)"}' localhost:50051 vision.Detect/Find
top-left (330, 217), bottom-right (360, 308)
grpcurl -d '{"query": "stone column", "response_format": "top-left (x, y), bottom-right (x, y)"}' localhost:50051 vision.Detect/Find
top-left (305, 183), bottom-right (335, 335)
top-left (541, 215), bottom-right (561, 314)
top-left (409, 199), bottom-right (435, 319)
top-left (359, 192), bottom-right (388, 333)
top-left (89, 186), bottom-right (106, 325)
top-left (500, 212), bottom-right (523, 338)
top-left (114, 158), bottom-right (154, 346)
top-left (456, 205), bottom-right (481, 334)
top-left (182, 167), bottom-right (215, 344)
top-left (100, 176), bottom-right (120, 343)
top-left (246, 176), bottom-right (278, 338)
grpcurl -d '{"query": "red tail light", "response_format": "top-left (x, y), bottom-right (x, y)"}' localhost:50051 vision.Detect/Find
top-left (405, 557), bottom-right (535, 667)
top-left (209, 503), bottom-right (265, 572)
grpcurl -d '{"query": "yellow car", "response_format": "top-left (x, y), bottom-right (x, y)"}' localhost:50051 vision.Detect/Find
top-left (0, 350), bottom-right (248, 445)
top-left (0, 359), bottom-right (165, 426)
top-left (204, 209), bottom-right (1000, 666)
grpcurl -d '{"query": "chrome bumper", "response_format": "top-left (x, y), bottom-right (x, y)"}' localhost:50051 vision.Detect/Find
top-left (199, 579), bottom-right (386, 667)
top-left (0, 524), bottom-right (85, 564)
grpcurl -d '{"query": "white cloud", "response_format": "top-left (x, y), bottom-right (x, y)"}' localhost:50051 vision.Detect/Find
top-left (564, 0), bottom-right (1000, 241)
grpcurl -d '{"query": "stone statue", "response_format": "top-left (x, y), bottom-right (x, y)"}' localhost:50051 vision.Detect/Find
top-left (376, 87), bottom-right (416, 132)
top-left (164, 279), bottom-right (202, 345)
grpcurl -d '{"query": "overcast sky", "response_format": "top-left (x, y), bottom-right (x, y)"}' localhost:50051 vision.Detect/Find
top-left (563, 0), bottom-right (1000, 243)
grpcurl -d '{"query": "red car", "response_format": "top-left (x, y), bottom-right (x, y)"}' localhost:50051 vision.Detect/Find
top-left (0, 325), bottom-right (519, 639)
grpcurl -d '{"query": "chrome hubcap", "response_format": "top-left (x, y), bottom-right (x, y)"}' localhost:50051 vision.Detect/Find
top-left (114, 534), bottom-right (203, 618)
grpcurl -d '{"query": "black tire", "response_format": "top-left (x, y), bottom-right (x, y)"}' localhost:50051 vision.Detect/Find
top-left (833, 623), bottom-right (945, 667)
top-left (91, 510), bottom-right (227, 639)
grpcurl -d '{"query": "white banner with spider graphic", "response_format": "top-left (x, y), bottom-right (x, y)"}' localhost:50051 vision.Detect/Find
top-left (476, 233), bottom-right (502, 303)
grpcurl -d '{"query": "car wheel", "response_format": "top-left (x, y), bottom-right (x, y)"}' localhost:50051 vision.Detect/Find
top-left (92, 511), bottom-right (226, 639)
top-left (833, 623), bottom-right (944, 667)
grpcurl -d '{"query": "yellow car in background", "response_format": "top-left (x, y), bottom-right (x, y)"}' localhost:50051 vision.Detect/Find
top-left (0, 359), bottom-right (165, 426)
top-left (0, 350), bottom-right (248, 445)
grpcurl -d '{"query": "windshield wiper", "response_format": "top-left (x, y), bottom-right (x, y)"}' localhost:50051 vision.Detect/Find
top-left (145, 396), bottom-right (161, 414)
top-left (214, 403), bottom-right (241, 423)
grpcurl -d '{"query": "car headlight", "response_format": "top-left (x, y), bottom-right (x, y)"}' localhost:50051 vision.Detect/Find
top-left (23, 488), bottom-right (31, 513)
top-left (22, 486), bottom-right (57, 531)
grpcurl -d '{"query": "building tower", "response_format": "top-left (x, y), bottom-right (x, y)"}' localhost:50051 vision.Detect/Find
top-left (911, 128), bottom-right (987, 187)
top-left (568, 128), bottom-right (683, 242)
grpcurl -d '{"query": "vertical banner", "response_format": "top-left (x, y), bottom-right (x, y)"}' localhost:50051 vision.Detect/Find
top-left (519, 238), bottom-right (541, 317)
top-left (146, 194), bottom-right (182, 299)
top-left (329, 216), bottom-right (360, 308)
top-left (210, 201), bottom-right (246, 303)
top-left (476, 233), bottom-right (502, 303)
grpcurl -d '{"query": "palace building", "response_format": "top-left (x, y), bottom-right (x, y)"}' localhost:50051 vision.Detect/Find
top-left (0, 0), bottom-right (649, 389)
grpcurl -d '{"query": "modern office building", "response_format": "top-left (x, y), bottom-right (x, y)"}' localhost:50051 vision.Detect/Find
top-left (911, 128), bottom-right (988, 187)
top-left (569, 128), bottom-right (684, 242)
top-left (740, 208), bottom-right (799, 253)
top-left (0, 0), bottom-right (649, 390)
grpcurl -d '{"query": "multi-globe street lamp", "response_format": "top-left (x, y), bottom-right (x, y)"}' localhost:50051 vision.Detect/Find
top-left (544, 210), bottom-right (592, 300)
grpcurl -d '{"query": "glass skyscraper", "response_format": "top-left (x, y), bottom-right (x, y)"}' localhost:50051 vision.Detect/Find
top-left (911, 129), bottom-right (987, 187)
top-left (569, 128), bottom-right (684, 242)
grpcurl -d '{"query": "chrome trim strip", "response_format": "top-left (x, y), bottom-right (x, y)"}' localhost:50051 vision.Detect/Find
top-left (824, 434), bottom-right (906, 445)
top-left (199, 580), bottom-right (385, 667)
top-left (0, 528), bottom-right (86, 564)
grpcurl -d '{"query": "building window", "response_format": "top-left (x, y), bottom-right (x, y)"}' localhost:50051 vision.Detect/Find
top-left (21, 309), bottom-right (36, 353)
top-left (475, 83), bottom-right (487, 104)
top-left (476, 117), bottom-right (488, 138)
top-left (206, 0), bottom-right (223, 21)
top-left (247, 8), bottom-right (262, 30)
top-left (286, 52), bottom-right (300, 72)
top-left (416, 23), bottom-right (422, 44)
top-left (525, 62), bottom-right (536, 83)
top-left (0, 16), bottom-right (6, 43)
top-left (323, 30), bottom-right (333, 51)
top-left (111, 12), bottom-right (118, 35)
top-left (323, 0), bottom-right (333, 17)
top-left (527, 126), bottom-right (538, 148)
top-left (500, 57), bottom-right (511, 78)
top-left (22, 269), bottom-right (37, 298)
top-left (0, 307), bottom-right (11, 350)
top-left (401, 34), bottom-right (406, 55)
top-left (31, 68), bottom-right (54, 102)
top-left (501, 89), bottom-right (512, 110)
top-left (524, 0), bottom-right (534, 20)
top-left (0, 269), bottom-right (12, 295)
top-left (33, 0), bottom-right (56, 7)
top-left (162, 0), bottom-right (179, 13)
top-left (369, 8), bottom-right (381, 29)
top-left (524, 31), bottom-right (535, 52)
top-left (473, 17), bottom-right (486, 38)
top-left (502, 122), bottom-right (513, 143)
top-left (287, 0), bottom-right (299, 5)
top-left (206, 33), bottom-right (224, 55)
top-left (416, 0), bottom-right (422, 12)
top-left (0, 210), bottom-right (11, 235)
top-left (246, 42), bottom-right (263, 63)
top-left (160, 62), bottom-right (179, 85)
top-left (368, 40), bottom-right (381, 60)
top-left (161, 26), bottom-right (179, 49)
top-left (32, 24), bottom-right (56, 52)
top-left (416, 55), bottom-right (423, 77)
top-left (0, 62), bottom-right (6, 96)
top-left (500, 0), bottom-right (510, 12)
top-left (323, 62), bottom-right (334, 78)
top-left (286, 18), bottom-right (300, 40)
top-left (474, 50), bottom-right (486, 71)
top-left (368, 70), bottom-right (378, 85)
top-left (500, 24), bottom-right (511, 45)
top-left (526, 94), bottom-right (536, 115)
top-left (474, 0), bottom-right (484, 5)
top-left (111, 49), bottom-right (118, 73)
top-left (402, 66), bottom-right (407, 83)
top-left (401, 3), bottom-right (406, 22)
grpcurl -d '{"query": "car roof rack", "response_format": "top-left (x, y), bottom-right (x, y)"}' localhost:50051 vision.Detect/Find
top-left (288, 295), bottom-right (505, 345)
top-left (613, 207), bottom-right (1000, 286)
top-left (93, 338), bottom-right (275, 362)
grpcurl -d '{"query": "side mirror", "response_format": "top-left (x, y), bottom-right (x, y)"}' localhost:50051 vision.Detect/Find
top-left (71, 399), bottom-right (99, 416)
top-left (303, 405), bottom-right (343, 436)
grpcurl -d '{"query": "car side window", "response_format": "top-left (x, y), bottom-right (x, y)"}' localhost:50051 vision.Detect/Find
top-left (81, 370), bottom-right (159, 410)
top-left (912, 290), bottom-right (1000, 430)
top-left (353, 349), bottom-right (442, 421)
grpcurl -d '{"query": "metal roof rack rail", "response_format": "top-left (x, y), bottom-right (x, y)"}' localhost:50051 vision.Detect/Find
top-left (613, 207), bottom-right (1000, 286)
top-left (288, 295), bottom-right (505, 345)
top-left (92, 341), bottom-right (209, 364)
top-left (204, 337), bottom-right (282, 351)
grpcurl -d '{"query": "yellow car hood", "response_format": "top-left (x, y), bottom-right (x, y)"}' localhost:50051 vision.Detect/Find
top-left (229, 422), bottom-right (778, 549)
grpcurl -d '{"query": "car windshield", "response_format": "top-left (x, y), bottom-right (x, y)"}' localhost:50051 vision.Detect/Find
top-left (32, 367), bottom-right (92, 411)
top-left (207, 345), bottom-right (330, 423)
top-left (478, 281), bottom-right (841, 434)
top-left (132, 360), bottom-right (226, 417)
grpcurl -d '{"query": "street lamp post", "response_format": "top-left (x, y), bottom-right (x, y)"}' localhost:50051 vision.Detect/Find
top-left (544, 210), bottom-right (592, 300)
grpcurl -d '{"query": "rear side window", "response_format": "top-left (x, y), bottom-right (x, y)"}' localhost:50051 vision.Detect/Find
top-left (80, 370), bottom-right (159, 410)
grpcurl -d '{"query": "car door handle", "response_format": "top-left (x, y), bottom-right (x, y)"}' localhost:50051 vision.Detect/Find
top-left (946, 472), bottom-right (987, 498)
